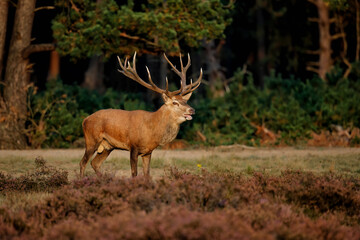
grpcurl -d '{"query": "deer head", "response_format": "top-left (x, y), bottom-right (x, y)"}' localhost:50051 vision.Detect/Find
top-left (117, 52), bottom-right (202, 123)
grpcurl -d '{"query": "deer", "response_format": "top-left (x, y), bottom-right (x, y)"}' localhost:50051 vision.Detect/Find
top-left (79, 52), bottom-right (202, 178)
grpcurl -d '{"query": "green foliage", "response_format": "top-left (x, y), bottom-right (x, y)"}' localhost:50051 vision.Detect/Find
top-left (26, 71), bottom-right (360, 148)
top-left (27, 80), bottom-right (150, 148)
top-left (52, 0), bottom-right (232, 59)
top-left (185, 69), bottom-right (360, 146)
top-left (325, 0), bottom-right (349, 10)
top-left (27, 82), bottom-right (87, 148)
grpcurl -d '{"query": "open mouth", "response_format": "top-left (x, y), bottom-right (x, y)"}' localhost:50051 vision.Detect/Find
top-left (184, 114), bottom-right (193, 120)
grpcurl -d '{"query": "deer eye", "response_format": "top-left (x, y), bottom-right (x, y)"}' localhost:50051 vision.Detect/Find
top-left (173, 102), bottom-right (179, 106)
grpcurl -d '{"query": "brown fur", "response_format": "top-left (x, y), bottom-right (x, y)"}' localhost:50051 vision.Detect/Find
top-left (79, 94), bottom-right (195, 178)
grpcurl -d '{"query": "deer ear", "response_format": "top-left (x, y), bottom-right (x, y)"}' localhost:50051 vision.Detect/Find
top-left (162, 93), bottom-right (171, 103)
top-left (182, 92), bottom-right (192, 101)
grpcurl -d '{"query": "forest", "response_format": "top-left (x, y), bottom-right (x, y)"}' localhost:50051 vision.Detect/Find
top-left (0, 0), bottom-right (360, 149)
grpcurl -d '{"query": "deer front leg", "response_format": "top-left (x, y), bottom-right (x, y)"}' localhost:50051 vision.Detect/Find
top-left (130, 149), bottom-right (139, 177)
top-left (142, 153), bottom-right (152, 177)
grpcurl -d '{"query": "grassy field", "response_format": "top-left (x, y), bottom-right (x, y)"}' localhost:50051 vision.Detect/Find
top-left (1, 147), bottom-right (360, 179)
top-left (1, 147), bottom-right (360, 239)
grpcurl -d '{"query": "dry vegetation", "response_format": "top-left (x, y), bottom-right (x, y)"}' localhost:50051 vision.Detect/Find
top-left (0, 148), bottom-right (360, 239)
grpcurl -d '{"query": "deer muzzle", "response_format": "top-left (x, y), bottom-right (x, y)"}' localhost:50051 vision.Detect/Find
top-left (184, 108), bottom-right (195, 120)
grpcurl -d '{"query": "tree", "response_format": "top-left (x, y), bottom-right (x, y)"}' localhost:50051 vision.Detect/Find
top-left (307, 0), bottom-right (332, 80)
top-left (0, 0), bottom-right (55, 149)
top-left (307, 0), bottom-right (356, 80)
top-left (52, 0), bottom-right (231, 58)
top-left (0, 0), bottom-right (231, 149)
top-left (0, 0), bottom-right (9, 80)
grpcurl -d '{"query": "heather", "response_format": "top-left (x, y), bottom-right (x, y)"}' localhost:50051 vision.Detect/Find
top-left (1, 167), bottom-right (359, 239)
top-left (0, 157), bottom-right (68, 193)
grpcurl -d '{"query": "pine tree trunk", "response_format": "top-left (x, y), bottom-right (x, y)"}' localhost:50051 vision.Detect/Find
top-left (204, 40), bottom-right (226, 97)
top-left (317, 0), bottom-right (332, 80)
top-left (356, 0), bottom-right (360, 61)
top-left (83, 56), bottom-right (105, 93)
top-left (0, 0), bottom-right (9, 80)
top-left (82, 0), bottom-right (105, 92)
top-left (0, 0), bottom-right (36, 149)
top-left (256, 0), bottom-right (266, 89)
top-left (47, 50), bottom-right (60, 81)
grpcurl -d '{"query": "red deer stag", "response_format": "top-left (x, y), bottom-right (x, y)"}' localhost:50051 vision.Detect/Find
top-left (80, 52), bottom-right (202, 177)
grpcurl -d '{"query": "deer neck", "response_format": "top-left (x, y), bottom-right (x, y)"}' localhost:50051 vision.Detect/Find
top-left (152, 105), bottom-right (180, 146)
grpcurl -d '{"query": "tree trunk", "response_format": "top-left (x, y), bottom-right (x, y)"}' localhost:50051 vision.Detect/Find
top-left (0, 0), bottom-right (9, 80)
top-left (356, 0), bottom-right (360, 61)
top-left (308, 0), bottom-right (332, 80)
top-left (256, 0), bottom-right (266, 89)
top-left (204, 40), bottom-right (226, 97)
top-left (82, 0), bottom-right (105, 92)
top-left (0, 0), bottom-right (36, 149)
top-left (83, 55), bottom-right (105, 93)
top-left (47, 49), bottom-right (60, 81)
top-left (317, 0), bottom-right (332, 80)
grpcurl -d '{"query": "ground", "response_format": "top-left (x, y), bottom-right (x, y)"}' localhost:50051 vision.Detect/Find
top-left (1, 146), bottom-right (360, 179)
top-left (1, 146), bottom-right (360, 239)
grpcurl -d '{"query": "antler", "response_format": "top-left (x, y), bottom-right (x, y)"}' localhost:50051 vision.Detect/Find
top-left (117, 52), bottom-right (202, 97)
top-left (163, 53), bottom-right (202, 96)
top-left (117, 52), bottom-right (167, 95)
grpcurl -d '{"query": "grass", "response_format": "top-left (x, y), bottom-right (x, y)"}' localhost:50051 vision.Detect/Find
top-left (1, 149), bottom-right (360, 179)
top-left (0, 156), bottom-right (36, 176)
top-left (170, 153), bottom-right (360, 177)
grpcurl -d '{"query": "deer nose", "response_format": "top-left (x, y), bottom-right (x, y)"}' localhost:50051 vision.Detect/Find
top-left (189, 108), bottom-right (195, 115)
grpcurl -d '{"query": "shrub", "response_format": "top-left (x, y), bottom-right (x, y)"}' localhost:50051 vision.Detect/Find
top-left (185, 68), bottom-right (360, 146)
top-left (27, 70), bottom-right (360, 147)
top-left (0, 157), bottom-right (68, 192)
top-left (1, 170), bottom-right (359, 239)
top-left (27, 80), bottom-right (151, 148)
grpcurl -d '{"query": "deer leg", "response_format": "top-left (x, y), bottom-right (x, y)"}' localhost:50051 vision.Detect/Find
top-left (80, 147), bottom-right (96, 178)
top-left (91, 149), bottom-right (112, 177)
top-left (130, 149), bottom-right (139, 177)
top-left (142, 153), bottom-right (152, 177)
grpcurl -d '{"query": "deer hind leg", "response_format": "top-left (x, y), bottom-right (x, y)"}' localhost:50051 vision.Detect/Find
top-left (142, 153), bottom-right (152, 177)
top-left (130, 149), bottom-right (139, 177)
top-left (91, 149), bottom-right (112, 177)
top-left (80, 147), bottom-right (96, 178)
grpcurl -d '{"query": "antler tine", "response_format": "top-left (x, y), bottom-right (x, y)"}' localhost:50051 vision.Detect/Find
top-left (132, 52), bottom-right (137, 73)
top-left (165, 77), bottom-right (169, 93)
top-left (184, 53), bottom-right (191, 72)
top-left (145, 66), bottom-right (165, 93)
top-left (163, 53), bottom-right (181, 76)
top-left (179, 52), bottom-right (183, 72)
top-left (117, 52), bottom-right (166, 95)
top-left (178, 53), bottom-right (191, 87)
top-left (181, 68), bottom-right (203, 96)
top-left (163, 53), bottom-right (194, 96)
top-left (179, 53), bottom-right (191, 73)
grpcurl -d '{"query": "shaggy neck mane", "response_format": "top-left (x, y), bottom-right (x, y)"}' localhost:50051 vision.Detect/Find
top-left (151, 105), bottom-right (180, 145)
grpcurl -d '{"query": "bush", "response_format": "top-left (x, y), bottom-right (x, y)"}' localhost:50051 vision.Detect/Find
top-left (0, 157), bottom-right (68, 192)
top-left (26, 80), bottom-right (151, 148)
top-left (185, 68), bottom-right (360, 146)
top-left (0, 170), bottom-right (359, 239)
top-left (27, 70), bottom-right (360, 147)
